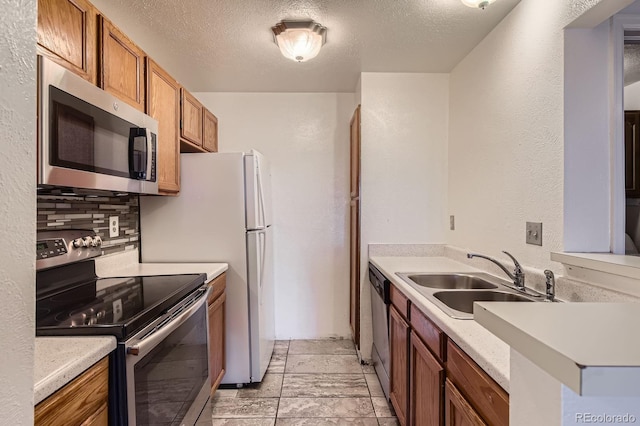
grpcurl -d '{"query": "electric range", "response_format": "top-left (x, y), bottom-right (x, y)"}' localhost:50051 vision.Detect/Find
top-left (36, 229), bottom-right (211, 425)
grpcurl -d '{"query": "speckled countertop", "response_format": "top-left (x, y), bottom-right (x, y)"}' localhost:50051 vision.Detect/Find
top-left (369, 256), bottom-right (511, 392)
top-left (34, 260), bottom-right (229, 404)
top-left (34, 336), bottom-right (117, 404)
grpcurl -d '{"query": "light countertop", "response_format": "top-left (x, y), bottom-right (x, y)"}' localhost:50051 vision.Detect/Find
top-left (34, 336), bottom-right (117, 404)
top-left (474, 302), bottom-right (640, 396)
top-left (97, 262), bottom-right (228, 283)
top-left (35, 259), bottom-right (228, 404)
top-left (369, 256), bottom-right (511, 391)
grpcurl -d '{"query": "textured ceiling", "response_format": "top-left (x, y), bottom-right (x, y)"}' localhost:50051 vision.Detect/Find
top-left (91, 0), bottom-right (521, 92)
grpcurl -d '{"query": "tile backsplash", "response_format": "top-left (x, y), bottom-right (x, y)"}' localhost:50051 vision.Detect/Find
top-left (37, 194), bottom-right (139, 256)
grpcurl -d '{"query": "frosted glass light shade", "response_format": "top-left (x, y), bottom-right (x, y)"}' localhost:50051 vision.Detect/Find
top-left (461, 0), bottom-right (497, 9)
top-left (272, 20), bottom-right (327, 63)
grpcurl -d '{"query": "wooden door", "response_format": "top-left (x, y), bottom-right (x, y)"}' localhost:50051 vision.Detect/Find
top-left (203, 109), bottom-right (219, 152)
top-left (181, 89), bottom-right (204, 147)
top-left (444, 379), bottom-right (487, 426)
top-left (100, 16), bottom-right (145, 111)
top-left (389, 305), bottom-right (410, 426)
top-left (625, 111), bottom-right (640, 197)
top-left (147, 58), bottom-right (180, 194)
top-left (37, 0), bottom-right (97, 84)
top-left (410, 333), bottom-right (444, 426)
top-left (349, 105), bottom-right (361, 349)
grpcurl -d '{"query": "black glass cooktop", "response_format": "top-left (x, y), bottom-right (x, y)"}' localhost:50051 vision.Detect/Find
top-left (36, 273), bottom-right (206, 340)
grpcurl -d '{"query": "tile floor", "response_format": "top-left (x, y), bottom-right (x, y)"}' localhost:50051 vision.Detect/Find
top-left (207, 339), bottom-right (399, 426)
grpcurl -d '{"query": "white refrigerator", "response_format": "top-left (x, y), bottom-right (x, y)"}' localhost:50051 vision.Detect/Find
top-left (139, 150), bottom-right (275, 385)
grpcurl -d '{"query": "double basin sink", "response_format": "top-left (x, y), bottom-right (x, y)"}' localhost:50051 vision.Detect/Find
top-left (396, 272), bottom-right (544, 319)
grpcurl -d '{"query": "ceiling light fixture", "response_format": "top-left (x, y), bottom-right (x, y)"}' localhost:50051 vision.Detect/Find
top-left (461, 0), bottom-right (497, 9)
top-left (271, 20), bottom-right (327, 63)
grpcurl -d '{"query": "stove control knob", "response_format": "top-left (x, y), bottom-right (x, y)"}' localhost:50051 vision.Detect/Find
top-left (83, 236), bottom-right (94, 247)
top-left (94, 236), bottom-right (103, 247)
top-left (72, 238), bottom-right (85, 248)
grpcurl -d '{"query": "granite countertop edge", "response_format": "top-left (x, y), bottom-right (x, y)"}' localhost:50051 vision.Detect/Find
top-left (34, 336), bottom-right (117, 405)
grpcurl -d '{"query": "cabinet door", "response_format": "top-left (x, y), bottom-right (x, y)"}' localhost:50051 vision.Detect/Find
top-left (35, 357), bottom-right (109, 426)
top-left (202, 109), bottom-right (219, 152)
top-left (37, 0), bottom-right (97, 84)
top-left (208, 292), bottom-right (226, 393)
top-left (147, 58), bottom-right (180, 194)
top-left (625, 111), bottom-right (640, 197)
top-left (100, 16), bottom-right (145, 111)
top-left (389, 305), bottom-right (410, 426)
top-left (181, 89), bottom-right (204, 147)
top-left (445, 379), bottom-right (487, 426)
top-left (410, 333), bottom-right (444, 426)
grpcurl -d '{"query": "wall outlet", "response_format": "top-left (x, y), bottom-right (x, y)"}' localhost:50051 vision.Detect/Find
top-left (526, 221), bottom-right (542, 246)
top-left (109, 216), bottom-right (119, 238)
top-left (450, 215), bottom-right (455, 231)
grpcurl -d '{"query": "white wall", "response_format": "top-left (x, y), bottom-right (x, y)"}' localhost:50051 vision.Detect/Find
top-left (448, 0), bottom-right (616, 270)
top-left (359, 73), bottom-right (449, 358)
top-left (195, 92), bottom-right (355, 339)
top-left (0, 0), bottom-right (36, 424)
top-left (625, 81), bottom-right (640, 110)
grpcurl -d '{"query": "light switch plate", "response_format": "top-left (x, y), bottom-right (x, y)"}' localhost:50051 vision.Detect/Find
top-left (109, 216), bottom-right (119, 238)
top-left (526, 222), bottom-right (542, 246)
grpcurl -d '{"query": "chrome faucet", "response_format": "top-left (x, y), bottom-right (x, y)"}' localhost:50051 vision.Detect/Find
top-left (544, 270), bottom-right (556, 302)
top-left (467, 251), bottom-right (526, 292)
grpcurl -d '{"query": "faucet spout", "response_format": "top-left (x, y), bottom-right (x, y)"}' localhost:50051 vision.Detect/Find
top-left (467, 251), bottom-right (526, 291)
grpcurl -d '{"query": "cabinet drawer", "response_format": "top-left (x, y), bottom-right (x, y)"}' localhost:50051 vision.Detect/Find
top-left (208, 272), bottom-right (226, 305)
top-left (35, 357), bottom-right (109, 426)
top-left (446, 341), bottom-right (509, 426)
top-left (410, 304), bottom-right (445, 362)
top-left (390, 284), bottom-right (409, 319)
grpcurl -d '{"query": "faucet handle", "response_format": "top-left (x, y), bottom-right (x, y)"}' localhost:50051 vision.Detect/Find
top-left (501, 251), bottom-right (522, 271)
top-left (544, 269), bottom-right (556, 302)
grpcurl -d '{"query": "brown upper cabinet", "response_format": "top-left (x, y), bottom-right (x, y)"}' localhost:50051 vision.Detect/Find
top-left (146, 58), bottom-right (181, 194)
top-left (203, 109), bottom-right (219, 153)
top-left (37, 0), bottom-right (98, 84)
top-left (99, 16), bottom-right (146, 112)
top-left (181, 88), bottom-right (204, 148)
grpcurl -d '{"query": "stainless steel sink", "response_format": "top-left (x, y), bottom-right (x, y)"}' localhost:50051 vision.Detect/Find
top-left (398, 273), bottom-right (498, 290)
top-left (433, 290), bottom-right (534, 315)
top-left (395, 271), bottom-right (544, 319)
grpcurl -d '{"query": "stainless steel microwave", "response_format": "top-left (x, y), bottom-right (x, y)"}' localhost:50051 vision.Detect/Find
top-left (37, 55), bottom-right (159, 195)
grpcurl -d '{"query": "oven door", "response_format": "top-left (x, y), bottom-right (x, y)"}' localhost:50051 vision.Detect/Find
top-left (125, 286), bottom-right (211, 426)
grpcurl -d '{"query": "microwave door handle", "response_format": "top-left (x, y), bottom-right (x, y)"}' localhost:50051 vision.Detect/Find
top-left (145, 128), bottom-right (153, 180)
top-left (126, 286), bottom-right (211, 359)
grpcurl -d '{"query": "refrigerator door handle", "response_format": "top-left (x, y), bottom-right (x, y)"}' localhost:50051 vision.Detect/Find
top-left (256, 158), bottom-right (266, 229)
top-left (259, 231), bottom-right (266, 298)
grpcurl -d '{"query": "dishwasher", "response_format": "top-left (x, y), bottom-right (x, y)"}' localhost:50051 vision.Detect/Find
top-left (369, 262), bottom-right (391, 401)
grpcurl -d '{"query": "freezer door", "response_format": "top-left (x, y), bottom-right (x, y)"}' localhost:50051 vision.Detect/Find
top-left (246, 226), bottom-right (275, 382)
top-left (245, 151), bottom-right (273, 230)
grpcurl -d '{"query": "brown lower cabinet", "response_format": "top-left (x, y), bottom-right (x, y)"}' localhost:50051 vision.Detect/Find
top-left (34, 357), bottom-right (109, 426)
top-left (410, 332), bottom-right (444, 426)
top-left (445, 379), bottom-right (486, 426)
top-left (207, 272), bottom-right (227, 393)
top-left (389, 283), bottom-right (509, 426)
top-left (389, 305), bottom-right (410, 425)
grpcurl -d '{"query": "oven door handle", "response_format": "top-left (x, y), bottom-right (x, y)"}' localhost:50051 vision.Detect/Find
top-left (126, 285), bottom-right (211, 358)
